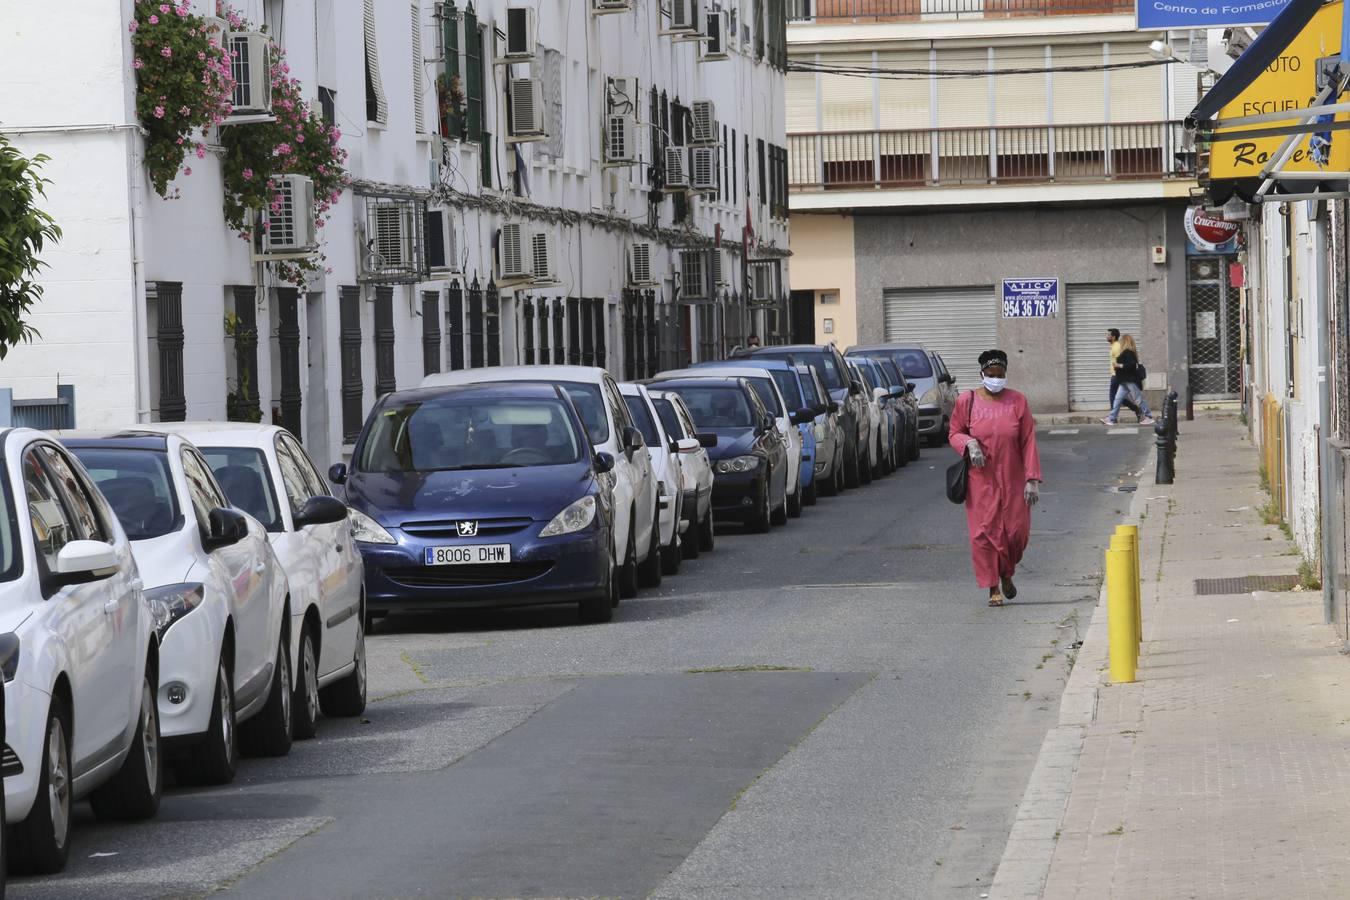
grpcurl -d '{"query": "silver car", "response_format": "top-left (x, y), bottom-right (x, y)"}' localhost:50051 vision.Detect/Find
top-left (847, 344), bottom-right (957, 447)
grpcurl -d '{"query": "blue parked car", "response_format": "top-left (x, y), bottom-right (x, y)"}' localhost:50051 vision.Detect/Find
top-left (330, 382), bottom-right (619, 624)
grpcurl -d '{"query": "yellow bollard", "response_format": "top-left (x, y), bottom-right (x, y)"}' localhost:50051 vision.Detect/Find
top-left (1106, 546), bottom-right (1138, 683)
top-left (1110, 534), bottom-right (1139, 664)
top-left (1116, 525), bottom-right (1142, 644)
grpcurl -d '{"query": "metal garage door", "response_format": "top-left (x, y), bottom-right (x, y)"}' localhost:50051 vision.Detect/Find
top-left (882, 286), bottom-right (997, 388)
top-left (1066, 282), bottom-right (1142, 409)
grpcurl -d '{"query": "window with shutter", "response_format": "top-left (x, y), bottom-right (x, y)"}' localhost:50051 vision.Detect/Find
top-left (412, 3), bottom-right (425, 133)
top-left (464, 6), bottom-right (483, 141)
top-left (441, 1), bottom-right (461, 137)
top-left (936, 47), bottom-right (989, 128)
top-left (363, 0), bottom-right (388, 125)
top-left (757, 138), bottom-right (766, 206)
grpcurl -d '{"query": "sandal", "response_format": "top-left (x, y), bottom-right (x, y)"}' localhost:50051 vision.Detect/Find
top-left (988, 591), bottom-right (1005, 607)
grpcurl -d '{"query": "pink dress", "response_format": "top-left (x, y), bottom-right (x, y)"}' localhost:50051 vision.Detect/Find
top-left (948, 389), bottom-right (1042, 589)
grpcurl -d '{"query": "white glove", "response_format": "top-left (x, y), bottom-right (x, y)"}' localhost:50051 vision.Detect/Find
top-left (1024, 480), bottom-right (1040, 506)
top-left (966, 440), bottom-right (986, 468)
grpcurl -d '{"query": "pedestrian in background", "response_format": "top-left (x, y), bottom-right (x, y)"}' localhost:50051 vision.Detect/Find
top-left (949, 349), bottom-right (1043, 607)
top-left (1106, 328), bottom-right (1141, 420)
top-left (1102, 334), bottom-right (1154, 426)
top-left (747, 333), bottom-right (761, 348)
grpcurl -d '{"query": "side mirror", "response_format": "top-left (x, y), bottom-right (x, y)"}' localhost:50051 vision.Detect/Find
top-left (53, 540), bottom-right (119, 584)
top-left (849, 380), bottom-right (864, 396)
top-left (328, 462), bottom-right (349, 485)
top-left (203, 507), bottom-right (249, 552)
top-left (889, 389), bottom-right (906, 400)
top-left (790, 406), bottom-right (814, 425)
top-left (697, 432), bottom-right (719, 448)
top-left (622, 426), bottom-right (644, 453)
top-left (593, 451), bottom-right (616, 474)
top-left (938, 373), bottom-right (954, 385)
top-left (676, 437), bottom-right (701, 453)
top-left (827, 400), bottom-right (840, 414)
top-left (293, 495), bottom-right (349, 529)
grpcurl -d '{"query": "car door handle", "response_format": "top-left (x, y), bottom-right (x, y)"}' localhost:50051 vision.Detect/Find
top-left (335, 544), bottom-right (344, 553)
top-left (130, 577), bottom-right (143, 591)
top-left (104, 598), bottom-right (120, 615)
top-left (253, 562), bottom-right (267, 574)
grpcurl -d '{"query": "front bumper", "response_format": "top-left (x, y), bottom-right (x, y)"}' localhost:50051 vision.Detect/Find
top-left (918, 406), bottom-right (944, 436)
top-left (4, 676), bottom-right (50, 824)
top-left (711, 470), bottom-right (764, 523)
top-left (158, 598), bottom-right (229, 741)
top-left (359, 524), bottom-right (609, 613)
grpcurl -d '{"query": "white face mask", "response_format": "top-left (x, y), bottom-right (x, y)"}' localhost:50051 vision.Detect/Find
top-left (983, 376), bottom-right (1008, 393)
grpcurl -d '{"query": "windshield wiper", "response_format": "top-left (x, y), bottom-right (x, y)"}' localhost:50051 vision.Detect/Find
top-left (437, 463), bottom-right (527, 471)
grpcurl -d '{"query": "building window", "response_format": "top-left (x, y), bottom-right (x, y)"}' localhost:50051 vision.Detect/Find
top-left (412, 3), bottom-right (426, 133)
top-left (819, 292), bottom-right (838, 305)
top-left (464, 11), bottom-right (484, 142)
top-left (440, 1), bottom-right (462, 138)
top-left (757, 138), bottom-right (766, 206)
top-left (339, 286), bottom-right (364, 442)
top-left (318, 86), bottom-right (336, 128)
top-left (363, 0), bottom-right (388, 125)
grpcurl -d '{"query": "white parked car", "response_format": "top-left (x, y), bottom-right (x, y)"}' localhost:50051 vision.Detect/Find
top-left (648, 389), bottom-right (717, 559)
top-left (1, 429), bottom-right (161, 874)
top-left (158, 423), bottom-right (367, 737)
top-left (62, 431), bottom-right (293, 787)
top-left (422, 366), bottom-right (661, 597)
top-left (619, 382), bottom-right (685, 576)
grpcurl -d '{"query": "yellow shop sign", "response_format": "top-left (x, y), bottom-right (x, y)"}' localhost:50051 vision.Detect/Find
top-left (1211, 1), bottom-right (1348, 178)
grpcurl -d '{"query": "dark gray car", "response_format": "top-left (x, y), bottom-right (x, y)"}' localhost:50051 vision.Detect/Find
top-left (847, 344), bottom-right (957, 447)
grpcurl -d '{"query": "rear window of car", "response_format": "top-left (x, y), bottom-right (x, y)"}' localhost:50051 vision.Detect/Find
top-left (199, 447), bottom-right (285, 532)
top-left (68, 447), bottom-right (181, 541)
top-left (798, 371), bottom-right (821, 406)
top-left (744, 378), bottom-right (785, 417)
top-left (858, 364), bottom-right (879, 391)
top-left (669, 385), bottom-right (755, 429)
top-left (652, 397), bottom-right (686, 439)
top-left (889, 349), bottom-right (933, 379)
top-left (880, 359), bottom-right (905, 389)
top-left (622, 395), bottom-right (662, 448)
top-left (768, 370), bottom-right (803, 411)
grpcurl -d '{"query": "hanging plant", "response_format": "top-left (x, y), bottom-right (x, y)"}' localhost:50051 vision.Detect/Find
top-left (0, 136), bottom-right (62, 358)
top-left (217, 5), bottom-right (348, 287)
top-left (131, 1), bottom-right (235, 197)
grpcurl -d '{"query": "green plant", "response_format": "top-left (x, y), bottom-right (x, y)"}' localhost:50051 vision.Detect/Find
top-left (1259, 498), bottom-right (1282, 526)
top-left (1259, 464), bottom-right (1270, 493)
top-left (1298, 556), bottom-right (1322, 591)
top-left (0, 137), bottom-right (61, 357)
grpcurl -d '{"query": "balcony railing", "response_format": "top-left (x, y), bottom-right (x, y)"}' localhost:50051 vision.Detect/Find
top-left (788, 0), bottom-right (1131, 22)
top-left (788, 122), bottom-right (1194, 193)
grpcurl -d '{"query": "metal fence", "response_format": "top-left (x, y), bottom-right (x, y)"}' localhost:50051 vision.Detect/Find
top-left (789, 122), bottom-right (1191, 191)
top-left (0, 386), bottom-right (76, 430)
top-left (788, 0), bottom-right (1130, 20)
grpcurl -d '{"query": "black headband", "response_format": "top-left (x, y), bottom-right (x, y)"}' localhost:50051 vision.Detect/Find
top-left (979, 350), bottom-right (1008, 368)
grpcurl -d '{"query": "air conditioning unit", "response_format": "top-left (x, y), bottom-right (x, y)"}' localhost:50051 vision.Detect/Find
top-left (424, 208), bottom-right (461, 276)
top-left (702, 10), bottom-right (729, 60)
top-left (690, 100), bottom-right (718, 146)
top-left (663, 0), bottom-right (702, 35)
top-left (605, 114), bottom-right (638, 165)
top-left (690, 146), bottom-right (717, 193)
top-left (228, 32), bottom-right (273, 115)
top-left (607, 76), bottom-right (640, 115)
top-left (710, 249), bottom-right (731, 287)
top-left (592, 0), bottom-right (633, 13)
top-left (628, 242), bottom-right (656, 286)
top-left (262, 175), bottom-right (316, 253)
top-left (664, 145), bottom-right (689, 189)
top-left (680, 249), bottom-right (709, 301)
top-left (750, 262), bottom-right (777, 302)
top-left (530, 230), bottom-right (557, 283)
top-left (507, 78), bottom-right (546, 140)
top-left (498, 6), bottom-right (537, 62)
top-left (499, 222), bottom-right (531, 280)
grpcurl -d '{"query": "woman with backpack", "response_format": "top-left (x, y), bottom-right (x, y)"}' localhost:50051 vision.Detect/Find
top-left (1101, 334), bottom-right (1154, 426)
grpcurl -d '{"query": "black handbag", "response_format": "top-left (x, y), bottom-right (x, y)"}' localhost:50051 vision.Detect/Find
top-left (946, 392), bottom-right (977, 505)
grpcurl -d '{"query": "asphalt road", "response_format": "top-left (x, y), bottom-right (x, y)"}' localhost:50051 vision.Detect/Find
top-left (9, 425), bottom-right (1150, 900)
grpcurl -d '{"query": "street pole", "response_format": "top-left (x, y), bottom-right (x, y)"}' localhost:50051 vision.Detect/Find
top-left (1314, 200), bottom-right (1336, 625)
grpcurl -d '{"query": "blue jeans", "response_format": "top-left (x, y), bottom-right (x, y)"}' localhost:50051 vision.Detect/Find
top-left (1109, 382), bottom-right (1150, 421)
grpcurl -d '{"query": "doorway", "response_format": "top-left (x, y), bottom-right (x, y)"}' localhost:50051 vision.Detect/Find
top-left (790, 290), bottom-right (815, 344)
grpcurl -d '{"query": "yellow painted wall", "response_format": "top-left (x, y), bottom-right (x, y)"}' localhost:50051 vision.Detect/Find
top-left (788, 213), bottom-right (857, 350)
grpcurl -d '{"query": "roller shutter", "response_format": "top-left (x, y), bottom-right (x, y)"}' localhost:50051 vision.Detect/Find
top-left (883, 286), bottom-right (997, 388)
top-left (1066, 282), bottom-right (1142, 409)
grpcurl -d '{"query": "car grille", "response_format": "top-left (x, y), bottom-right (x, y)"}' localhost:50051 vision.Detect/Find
top-left (2, 743), bottom-right (23, 777)
top-left (384, 562), bottom-right (555, 588)
top-left (399, 517), bottom-right (533, 539)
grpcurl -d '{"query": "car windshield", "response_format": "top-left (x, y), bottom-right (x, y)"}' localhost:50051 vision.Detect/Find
top-left (769, 370), bottom-right (803, 410)
top-left (199, 447), bottom-right (284, 532)
top-left (669, 385), bottom-right (755, 429)
top-left (889, 349), bottom-right (933, 379)
top-left (859, 364), bottom-right (879, 391)
top-left (358, 396), bottom-right (584, 473)
top-left (622, 395), bottom-right (662, 448)
top-left (880, 360), bottom-right (905, 389)
top-left (70, 447), bottom-right (180, 540)
top-left (798, 372), bottom-right (822, 406)
top-left (0, 467), bottom-right (20, 584)
top-left (745, 378), bottom-right (784, 417)
top-left (756, 350), bottom-right (844, 391)
top-left (652, 398), bottom-right (686, 440)
top-left (558, 382), bottom-right (609, 445)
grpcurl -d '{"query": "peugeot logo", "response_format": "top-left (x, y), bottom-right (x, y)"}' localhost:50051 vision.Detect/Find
top-left (457, 521), bottom-right (479, 537)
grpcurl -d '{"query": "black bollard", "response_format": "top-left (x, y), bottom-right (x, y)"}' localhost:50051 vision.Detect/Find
top-left (1155, 390), bottom-right (1179, 484)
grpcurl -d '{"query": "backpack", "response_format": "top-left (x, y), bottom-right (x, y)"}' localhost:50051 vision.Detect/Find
top-left (1136, 363), bottom-right (1147, 386)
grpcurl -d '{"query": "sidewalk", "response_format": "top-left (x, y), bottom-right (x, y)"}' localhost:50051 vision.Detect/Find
top-left (991, 412), bottom-right (1350, 899)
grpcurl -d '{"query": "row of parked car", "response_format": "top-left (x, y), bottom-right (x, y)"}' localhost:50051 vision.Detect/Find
top-left (0, 341), bottom-right (957, 885)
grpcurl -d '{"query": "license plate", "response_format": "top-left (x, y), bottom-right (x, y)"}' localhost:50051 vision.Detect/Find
top-left (424, 544), bottom-right (512, 565)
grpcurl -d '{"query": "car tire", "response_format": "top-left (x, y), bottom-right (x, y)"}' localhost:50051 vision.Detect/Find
top-left (843, 442), bottom-right (860, 489)
top-left (770, 477), bottom-right (789, 526)
top-left (11, 697), bottom-right (73, 875)
top-left (637, 509), bottom-right (663, 589)
top-left (748, 477), bottom-right (772, 533)
top-left (699, 509), bottom-right (716, 551)
top-left (579, 542), bottom-right (616, 624)
top-left (787, 483), bottom-right (803, 518)
top-left (319, 609), bottom-right (367, 718)
top-left (804, 476), bottom-right (818, 505)
top-left (660, 531), bottom-right (682, 575)
top-left (89, 673), bottom-right (162, 822)
top-left (240, 637), bottom-right (293, 759)
top-left (176, 654), bottom-right (237, 786)
top-left (618, 523), bottom-right (639, 599)
top-left (682, 515), bottom-right (701, 559)
top-left (293, 623), bottom-right (320, 741)
top-left (859, 446), bottom-right (873, 484)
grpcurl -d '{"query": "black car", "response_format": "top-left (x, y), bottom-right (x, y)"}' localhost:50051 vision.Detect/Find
top-left (651, 376), bottom-right (788, 534)
top-left (744, 344), bottom-right (870, 490)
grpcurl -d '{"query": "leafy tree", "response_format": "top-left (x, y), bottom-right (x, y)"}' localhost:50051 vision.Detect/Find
top-left (0, 135), bottom-right (61, 359)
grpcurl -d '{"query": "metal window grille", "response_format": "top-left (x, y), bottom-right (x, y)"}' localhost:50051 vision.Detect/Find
top-left (446, 279), bottom-right (465, 370)
top-left (581, 299), bottom-right (595, 366)
top-left (551, 300), bottom-right (565, 365)
top-left (339, 287), bottom-right (365, 441)
top-left (567, 299), bottom-right (581, 365)
top-left (229, 287), bottom-right (261, 422)
top-left (277, 287), bottom-right (303, 439)
top-left (487, 282), bottom-right (501, 366)
top-left (537, 297), bottom-right (552, 364)
top-left (374, 286), bottom-right (396, 396)
top-left (594, 298), bottom-right (607, 369)
top-left (468, 277), bottom-right (485, 368)
top-left (522, 296), bottom-right (536, 364)
top-left (423, 291), bottom-right (442, 376)
top-left (644, 290), bottom-right (659, 378)
top-left (622, 289), bottom-right (639, 380)
top-left (155, 282), bottom-right (186, 422)
top-left (1187, 256), bottom-right (1241, 398)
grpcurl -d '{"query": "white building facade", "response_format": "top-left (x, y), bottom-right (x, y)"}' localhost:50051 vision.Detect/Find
top-left (0, 0), bottom-right (791, 473)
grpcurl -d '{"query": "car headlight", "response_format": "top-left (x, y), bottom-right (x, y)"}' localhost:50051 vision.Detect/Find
top-left (813, 422), bottom-right (826, 440)
top-left (715, 455), bottom-right (761, 474)
top-left (920, 389), bottom-right (939, 407)
top-left (144, 583), bottom-right (205, 640)
top-left (349, 508), bottom-right (396, 544)
top-left (0, 633), bottom-right (18, 683)
top-left (539, 495), bottom-right (597, 537)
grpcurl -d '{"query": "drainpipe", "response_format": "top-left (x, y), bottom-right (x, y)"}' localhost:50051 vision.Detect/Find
top-left (127, 130), bottom-right (151, 423)
top-left (1314, 201), bottom-right (1336, 624)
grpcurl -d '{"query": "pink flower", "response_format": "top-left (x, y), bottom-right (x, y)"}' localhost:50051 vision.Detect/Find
top-left (196, 145), bottom-right (206, 159)
top-left (242, 168), bottom-right (253, 180)
top-left (153, 105), bottom-right (165, 118)
top-left (275, 142), bottom-right (292, 156)
top-left (198, 51), bottom-right (206, 61)
top-left (160, 46), bottom-right (172, 58)
top-left (179, 106), bottom-right (190, 116)
top-left (133, 57), bottom-right (145, 69)
top-left (159, 4), bottom-right (169, 12)
top-left (183, 166), bottom-right (192, 176)
top-left (148, 14), bottom-right (159, 24)
top-left (129, 20), bottom-right (139, 32)
top-left (176, 4), bottom-right (188, 16)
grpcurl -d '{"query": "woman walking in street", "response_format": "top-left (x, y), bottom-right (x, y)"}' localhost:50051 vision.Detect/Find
top-left (1101, 334), bottom-right (1155, 426)
top-left (949, 350), bottom-right (1043, 607)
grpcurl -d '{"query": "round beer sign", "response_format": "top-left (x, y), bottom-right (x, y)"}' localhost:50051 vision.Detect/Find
top-left (1185, 207), bottom-right (1240, 252)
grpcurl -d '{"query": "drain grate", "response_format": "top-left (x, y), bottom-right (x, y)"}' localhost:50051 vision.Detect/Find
top-left (1194, 575), bottom-right (1301, 595)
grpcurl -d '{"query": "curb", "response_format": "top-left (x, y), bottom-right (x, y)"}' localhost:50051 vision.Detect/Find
top-left (986, 462), bottom-right (1156, 898)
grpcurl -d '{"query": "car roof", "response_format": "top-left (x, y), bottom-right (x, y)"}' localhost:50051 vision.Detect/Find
top-left (385, 381), bottom-right (566, 405)
top-left (750, 344), bottom-right (835, 353)
top-left (55, 429), bottom-right (173, 451)
top-left (668, 366), bottom-right (775, 380)
top-left (847, 343), bottom-right (927, 352)
top-left (423, 365), bottom-right (610, 388)
top-left (136, 421), bottom-right (283, 450)
top-left (617, 382), bottom-right (651, 397)
top-left (650, 375), bottom-right (750, 389)
top-left (694, 357), bottom-right (795, 371)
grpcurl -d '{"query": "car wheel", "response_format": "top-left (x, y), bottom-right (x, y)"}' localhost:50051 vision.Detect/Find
top-left (579, 541), bottom-right (616, 623)
top-left (682, 513), bottom-right (701, 560)
top-left (804, 476), bottom-right (818, 506)
top-left (240, 636), bottom-right (293, 758)
top-left (637, 509), bottom-right (663, 588)
top-left (292, 623), bottom-right (320, 741)
top-left (176, 654), bottom-right (237, 786)
top-left (770, 476), bottom-right (789, 526)
top-left (843, 442), bottom-right (860, 489)
top-left (320, 609), bottom-right (367, 718)
top-left (787, 482), bottom-right (803, 518)
top-left (90, 672), bottom-right (162, 821)
top-left (11, 697), bottom-right (73, 875)
top-left (618, 523), bottom-right (639, 599)
top-left (859, 446), bottom-right (873, 484)
top-left (748, 477), bottom-right (772, 533)
top-left (661, 529), bottom-right (682, 575)
top-left (699, 508), bottom-right (716, 551)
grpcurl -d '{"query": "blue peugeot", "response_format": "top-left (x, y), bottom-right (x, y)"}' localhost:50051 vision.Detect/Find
top-left (330, 382), bottom-right (619, 624)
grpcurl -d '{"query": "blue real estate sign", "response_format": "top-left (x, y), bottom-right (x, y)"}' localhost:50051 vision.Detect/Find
top-left (1002, 279), bottom-right (1059, 318)
top-left (1136, 0), bottom-right (1293, 29)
